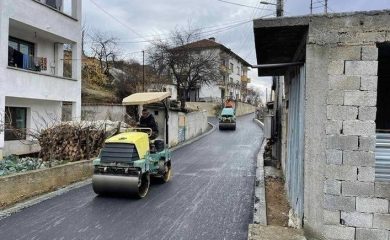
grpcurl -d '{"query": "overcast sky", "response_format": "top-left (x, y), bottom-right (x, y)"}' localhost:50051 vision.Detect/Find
top-left (82, 0), bottom-right (390, 101)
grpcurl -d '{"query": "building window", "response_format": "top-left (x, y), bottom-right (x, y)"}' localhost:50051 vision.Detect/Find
top-left (237, 66), bottom-right (240, 75)
top-left (44, 0), bottom-right (63, 11)
top-left (230, 77), bottom-right (233, 83)
top-left (230, 63), bottom-right (234, 72)
top-left (8, 37), bottom-right (37, 70)
top-left (4, 107), bottom-right (27, 141)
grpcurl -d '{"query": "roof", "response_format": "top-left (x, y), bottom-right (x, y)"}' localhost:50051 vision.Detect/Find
top-left (179, 39), bottom-right (251, 67)
top-left (122, 92), bottom-right (171, 105)
top-left (253, 9), bottom-right (390, 76)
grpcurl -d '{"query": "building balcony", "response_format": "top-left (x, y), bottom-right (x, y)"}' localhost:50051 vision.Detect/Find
top-left (8, 19), bottom-right (78, 80)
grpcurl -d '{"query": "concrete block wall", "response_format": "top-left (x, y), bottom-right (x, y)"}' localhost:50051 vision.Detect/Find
top-left (316, 13), bottom-right (390, 239)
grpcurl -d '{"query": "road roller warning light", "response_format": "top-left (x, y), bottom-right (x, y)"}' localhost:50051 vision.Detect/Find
top-left (92, 92), bottom-right (172, 198)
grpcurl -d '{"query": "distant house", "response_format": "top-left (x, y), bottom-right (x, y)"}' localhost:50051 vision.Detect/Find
top-left (254, 10), bottom-right (390, 239)
top-left (0, 0), bottom-right (82, 157)
top-left (178, 37), bottom-right (251, 102)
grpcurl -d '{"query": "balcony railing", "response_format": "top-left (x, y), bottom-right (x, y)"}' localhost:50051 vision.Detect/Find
top-left (8, 50), bottom-right (48, 72)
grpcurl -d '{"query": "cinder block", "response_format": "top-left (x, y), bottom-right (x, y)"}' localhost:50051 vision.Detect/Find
top-left (343, 120), bottom-right (376, 136)
top-left (328, 60), bottom-right (345, 75)
top-left (324, 210), bottom-right (341, 225)
top-left (323, 225), bottom-right (355, 240)
top-left (359, 107), bottom-right (377, 121)
top-left (324, 194), bottom-right (356, 212)
top-left (325, 164), bottom-right (357, 181)
top-left (362, 46), bottom-right (379, 61)
top-left (359, 136), bottom-right (376, 151)
top-left (324, 179), bottom-right (342, 195)
top-left (357, 32), bottom-right (386, 44)
top-left (326, 121), bottom-right (343, 135)
top-left (358, 167), bottom-right (375, 182)
top-left (343, 151), bottom-right (375, 167)
top-left (373, 214), bottom-right (390, 230)
top-left (345, 61), bottom-right (378, 76)
top-left (361, 76), bottom-right (378, 91)
top-left (327, 90), bottom-right (344, 105)
top-left (326, 149), bottom-right (343, 165)
top-left (342, 181), bottom-right (374, 197)
top-left (327, 105), bottom-right (358, 120)
top-left (375, 182), bottom-right (390, 199)
top-left (329, 46), bottom-right (361, 61)
top-left (339, 31), bottom-right (361, 45)
top-left (357, 197), bottom-right (389, 213)
top-left (344, 91), bottom-right (377, 107)
top-left (329, 75), bottom-right (360, 90)
top-left (356, 228), bottom-right (388, 240)
top-left (341, 211), bottom-right (373, 228)
top-left (327, 135), bottom-right (359, 150)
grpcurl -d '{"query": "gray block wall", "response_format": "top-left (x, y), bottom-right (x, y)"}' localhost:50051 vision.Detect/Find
top-left (306, 12), bottom-right (390, 240)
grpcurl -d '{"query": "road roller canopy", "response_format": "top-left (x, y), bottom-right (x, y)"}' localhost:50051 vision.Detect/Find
top-left (105, 132), bottom-right (149, 159)
top-left (221, 108), bottom-right (235, 116)
top-left (122, 92), bottom-right (171, 105)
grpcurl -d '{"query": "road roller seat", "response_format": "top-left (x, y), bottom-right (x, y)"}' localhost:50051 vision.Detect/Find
top-left (150, 139), bottom-right (165, 153)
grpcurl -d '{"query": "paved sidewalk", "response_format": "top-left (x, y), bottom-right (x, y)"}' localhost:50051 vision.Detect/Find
top-left (253, 119), bottom-right (267, 225)
top-left (248, 225), bottom-right (306, 240)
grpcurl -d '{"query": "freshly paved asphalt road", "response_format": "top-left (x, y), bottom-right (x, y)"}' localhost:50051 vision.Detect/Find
top-left (0, 114), bottom-right (263, 240)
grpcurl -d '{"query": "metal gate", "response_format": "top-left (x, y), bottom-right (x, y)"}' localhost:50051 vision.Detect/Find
top-left (375, 133), bottom-right (390, 182)
top-left (285, 65), bottom-right (305, 225)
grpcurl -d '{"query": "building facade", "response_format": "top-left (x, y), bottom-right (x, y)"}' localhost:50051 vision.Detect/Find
top-left (183, 38), bottom-right (251, 103)
top-left (254, 10), bottom-right (390, 240)
top-left (0, 0), bottom-right (82, 157)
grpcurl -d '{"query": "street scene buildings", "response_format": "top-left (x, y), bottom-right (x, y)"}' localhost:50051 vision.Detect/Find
top-left (0, 0), bottom-right (82, 156)
top-left (0, 1), bottom-right (389, 240)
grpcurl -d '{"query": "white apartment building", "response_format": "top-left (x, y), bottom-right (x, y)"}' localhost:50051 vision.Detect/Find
top-left (186, 38), bottom-right (251, 102)
top-left (0, 0), bottom-right (82, 158)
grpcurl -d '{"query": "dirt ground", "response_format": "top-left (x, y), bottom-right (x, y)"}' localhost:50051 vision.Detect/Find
top-left (265, 176), bottom-right (290, 226)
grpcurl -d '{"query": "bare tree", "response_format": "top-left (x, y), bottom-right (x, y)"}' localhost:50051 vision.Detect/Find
top-left (90, 31), bottom-right (119, 76)
top-left (147, 27), bottom-right (220, 109)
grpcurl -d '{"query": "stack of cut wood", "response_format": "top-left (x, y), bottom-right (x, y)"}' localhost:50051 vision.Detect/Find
top-left (38, 121), bottom-right (127, 162)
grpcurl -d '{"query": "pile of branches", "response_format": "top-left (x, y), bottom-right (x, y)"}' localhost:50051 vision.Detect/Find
top-left (38, 121), bottom-right (124, 162)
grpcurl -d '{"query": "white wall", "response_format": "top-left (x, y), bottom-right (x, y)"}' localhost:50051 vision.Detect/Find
top-left (199, 84), bottom-right (221, 101)
top-left (82, 105), bottom-right (127, 122)
top-left (3, 97), bottom-right (63, 156)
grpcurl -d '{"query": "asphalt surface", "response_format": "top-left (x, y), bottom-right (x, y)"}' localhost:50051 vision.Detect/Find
top-left (0, 114), bottom-right (263, 240)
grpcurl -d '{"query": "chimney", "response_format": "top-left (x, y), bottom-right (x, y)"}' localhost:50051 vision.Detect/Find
top-left (208, 37), bottom-right (216, 42)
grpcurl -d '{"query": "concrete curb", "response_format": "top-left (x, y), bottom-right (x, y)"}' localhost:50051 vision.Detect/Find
top-left (170, 121), bottom-right (216, 152)
top-left (254, 118), bottom-right (265, 129)
top-left (253, 118), bottom-right (267, 225)
top-left (0, 179), bottom-right (92, 220)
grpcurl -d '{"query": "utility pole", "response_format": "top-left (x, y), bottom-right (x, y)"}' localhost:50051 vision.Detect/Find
top-left (324, 0), bottom-right (328, 14)
top-left (142, 50), bottom-right (145, 92)
top-left (276, 0), bottom-right (284, 17)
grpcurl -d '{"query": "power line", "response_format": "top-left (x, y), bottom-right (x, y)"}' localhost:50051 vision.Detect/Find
top-left (88, 0), bottom-right (148, 41)
top-left (216, 0), bottom-right (274, 11)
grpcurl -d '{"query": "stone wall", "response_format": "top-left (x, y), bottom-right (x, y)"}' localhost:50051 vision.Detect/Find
top-left (0, 160), bottom-right (92, 209)
top-left (186, 101), bottom-right (256, 117)
top-left (306, 12), bottom-right (390, 240)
